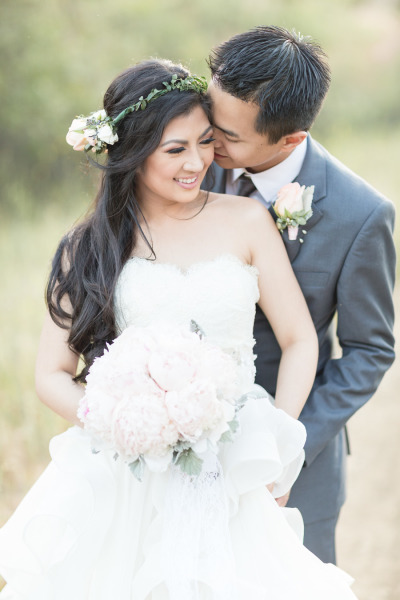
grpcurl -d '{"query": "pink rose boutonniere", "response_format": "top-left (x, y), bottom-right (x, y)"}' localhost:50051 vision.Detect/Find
top-left (273, 182), bottom-right (314, 241)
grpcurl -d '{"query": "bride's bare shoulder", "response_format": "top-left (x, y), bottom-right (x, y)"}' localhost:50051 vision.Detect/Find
top-left (207, 192), bottom-right (274, 226)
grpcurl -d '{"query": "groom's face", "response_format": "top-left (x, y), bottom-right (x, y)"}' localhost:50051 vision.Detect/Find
top-left (208, 81), bottom-right (289, 173)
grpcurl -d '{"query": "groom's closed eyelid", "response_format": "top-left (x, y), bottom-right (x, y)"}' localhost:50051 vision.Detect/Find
top-left (214, 124), bottom-right (240, 139)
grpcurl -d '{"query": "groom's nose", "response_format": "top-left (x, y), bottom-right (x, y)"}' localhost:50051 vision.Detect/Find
top-left (213, 132), bottom-right (224, 149)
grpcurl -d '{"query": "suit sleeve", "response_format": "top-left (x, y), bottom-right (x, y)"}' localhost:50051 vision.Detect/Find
top-left (300, 200), bottom-right (396, 466)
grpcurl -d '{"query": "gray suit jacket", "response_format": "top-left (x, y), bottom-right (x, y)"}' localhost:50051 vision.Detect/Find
top-left (209, 136), bottom-right (396, 523)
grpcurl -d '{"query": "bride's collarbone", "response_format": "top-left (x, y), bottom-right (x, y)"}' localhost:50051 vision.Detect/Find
top-left (131, 202), bottom-right (250, 269)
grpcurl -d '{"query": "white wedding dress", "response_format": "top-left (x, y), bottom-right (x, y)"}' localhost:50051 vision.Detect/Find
top-left (0, 255), bottom-right (358, 599)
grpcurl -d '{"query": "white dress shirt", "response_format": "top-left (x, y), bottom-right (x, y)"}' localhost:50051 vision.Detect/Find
top-left (226, 136), bottom-right (308, 208)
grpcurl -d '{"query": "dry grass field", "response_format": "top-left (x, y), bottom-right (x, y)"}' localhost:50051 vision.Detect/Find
top-left (337, 285), bottom-right (400, 599)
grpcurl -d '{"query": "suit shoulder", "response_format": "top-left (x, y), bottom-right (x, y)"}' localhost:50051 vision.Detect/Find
top-left (314, 139), bottom-right (394, 215)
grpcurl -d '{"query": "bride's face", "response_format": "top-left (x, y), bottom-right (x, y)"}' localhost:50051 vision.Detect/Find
top-left (136, 105), bottom-right (214, 207)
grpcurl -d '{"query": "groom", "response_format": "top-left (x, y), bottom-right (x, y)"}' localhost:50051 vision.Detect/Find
top-left (206, 26), bottom-right (396, 564)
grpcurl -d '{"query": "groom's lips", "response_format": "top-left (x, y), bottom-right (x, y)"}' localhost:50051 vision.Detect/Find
top-left (214, 152), bottom-right (228, 159)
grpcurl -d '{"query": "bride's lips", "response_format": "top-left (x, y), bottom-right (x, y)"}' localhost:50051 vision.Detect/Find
top-left (174, 175), bottom-right (200, 190)
top-left (214, 152), bottom-right (228, 159)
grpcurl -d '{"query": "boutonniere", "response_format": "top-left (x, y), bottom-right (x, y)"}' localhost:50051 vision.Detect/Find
top-left (273, 182), bottom-right (314, 241)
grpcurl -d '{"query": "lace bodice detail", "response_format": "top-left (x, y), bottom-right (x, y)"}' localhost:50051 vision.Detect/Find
top-left (114, 254), bottom-right (260, 392)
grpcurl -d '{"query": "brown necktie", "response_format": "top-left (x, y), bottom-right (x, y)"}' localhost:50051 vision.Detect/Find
top-left (236, 173), bottom-right (256, 197)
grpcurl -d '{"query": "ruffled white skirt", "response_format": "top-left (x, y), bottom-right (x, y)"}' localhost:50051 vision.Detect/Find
top-left (0, 389), bottom-right (357, 599)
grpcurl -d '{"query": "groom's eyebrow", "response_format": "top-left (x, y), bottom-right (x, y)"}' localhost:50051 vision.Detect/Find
top-left (160, 125), bottom-right (213, 147)
top-left (214, 124), bottom-right (240, 138)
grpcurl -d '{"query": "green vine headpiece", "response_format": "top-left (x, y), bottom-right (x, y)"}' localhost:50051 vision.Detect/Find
top-left (66, 74), bottom-right (208, 154)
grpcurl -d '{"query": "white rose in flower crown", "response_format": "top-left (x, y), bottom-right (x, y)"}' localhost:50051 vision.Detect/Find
top-left (91, 109), bottom-right (107, 121)
top-left (69, 117), bottom-right (88, 132)
top-left (273, 182), bottom-right (314, 241)
top-left (66, 117), bottom-right (90, 151)
top-left (66, 124), bottom-right (96, 152)
top-left (97, 123), bottom-right (118, 145)
top-left (66, 110), bottom-right (117, 153)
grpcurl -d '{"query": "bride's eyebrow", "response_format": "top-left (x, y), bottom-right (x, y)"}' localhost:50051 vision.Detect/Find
top-left (160, 125), bottom-right (213, 147)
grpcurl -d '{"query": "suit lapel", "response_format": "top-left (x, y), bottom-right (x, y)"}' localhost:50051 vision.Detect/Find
top-left (208, 163), bottom-right (227, 193)
top-left (269, 137), bottom-right (327, 263)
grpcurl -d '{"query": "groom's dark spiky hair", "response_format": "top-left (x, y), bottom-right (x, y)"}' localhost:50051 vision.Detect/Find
top-left (208, 26), bottom-right (331, 143)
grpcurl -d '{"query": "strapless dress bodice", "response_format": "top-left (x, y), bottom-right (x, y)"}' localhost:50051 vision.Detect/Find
top-left (114, 254), bottom-right (260, 392)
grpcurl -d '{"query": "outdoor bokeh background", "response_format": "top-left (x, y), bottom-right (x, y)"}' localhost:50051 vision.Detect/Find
top-left (1, 0), bottom-right (399, 598)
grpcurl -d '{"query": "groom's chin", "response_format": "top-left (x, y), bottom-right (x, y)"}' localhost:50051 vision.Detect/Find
top-left (213, 153), bottom-right (233, 169)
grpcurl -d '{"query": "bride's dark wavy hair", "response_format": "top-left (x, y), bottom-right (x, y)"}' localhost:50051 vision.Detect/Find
top-left (47, 59), bottom-right (213, 383)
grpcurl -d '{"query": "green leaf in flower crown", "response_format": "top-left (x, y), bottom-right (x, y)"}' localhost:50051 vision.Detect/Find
top-left (129, 457), bottom-right (145, 481)
top-left (174, 449), bottom-right (203, 476)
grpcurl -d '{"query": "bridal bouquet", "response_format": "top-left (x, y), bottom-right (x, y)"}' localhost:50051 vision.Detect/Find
top-left (77, 322), bottom-right (240, 480)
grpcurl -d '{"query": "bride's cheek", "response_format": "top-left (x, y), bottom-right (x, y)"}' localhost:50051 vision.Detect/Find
top-left (205, 147), bottom-right (215, 168)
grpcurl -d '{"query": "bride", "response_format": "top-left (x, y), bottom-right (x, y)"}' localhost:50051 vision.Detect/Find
top-left (0, 59), bottom-right (357, 599)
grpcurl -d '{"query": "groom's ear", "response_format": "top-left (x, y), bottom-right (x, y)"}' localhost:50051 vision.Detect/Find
top-left (280, 131), bottom-right (307, 151)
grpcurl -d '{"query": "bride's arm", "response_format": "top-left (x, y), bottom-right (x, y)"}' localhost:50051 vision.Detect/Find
top-left (35, 304), bottom-right (85, 426)
top-left (245, 200), bottom-right (318, 419)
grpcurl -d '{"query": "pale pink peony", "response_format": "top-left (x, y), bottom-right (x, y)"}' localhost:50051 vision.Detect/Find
top-left (165, 381), bottom-right (223, 441)
top-left (78, 322), bottom-right (241, 477)
top-left (148, 349), bottom-right (197, 391)
top-left (112, 393), bottom-right (179, 460)
top-left (78, 387), bottom-right (118, 445)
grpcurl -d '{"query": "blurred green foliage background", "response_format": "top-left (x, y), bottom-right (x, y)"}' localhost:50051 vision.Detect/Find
top-left (0, 0), bottom-right (399, 582)
top-left (2, 0), bottom-right (400, 217)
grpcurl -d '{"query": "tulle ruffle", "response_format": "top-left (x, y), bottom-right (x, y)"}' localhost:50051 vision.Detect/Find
top-left (0, 390), bottom-right (356, 599)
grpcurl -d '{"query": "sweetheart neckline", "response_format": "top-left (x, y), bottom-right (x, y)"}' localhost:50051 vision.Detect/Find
top-left (125, 253), bottom-right (259, 278)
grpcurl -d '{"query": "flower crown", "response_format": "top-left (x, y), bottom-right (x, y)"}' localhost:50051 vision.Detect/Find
top-left (66, 74), bottom-right (208, 155)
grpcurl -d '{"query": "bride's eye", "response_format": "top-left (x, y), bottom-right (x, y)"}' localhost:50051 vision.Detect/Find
top-left (200, 137), bottom-right (215, 145)
top-left (167, 147), bottom-right (185, 155)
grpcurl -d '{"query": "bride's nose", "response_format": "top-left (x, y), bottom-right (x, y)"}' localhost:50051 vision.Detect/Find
top-left (183, 149), bottom-right (204, 172)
